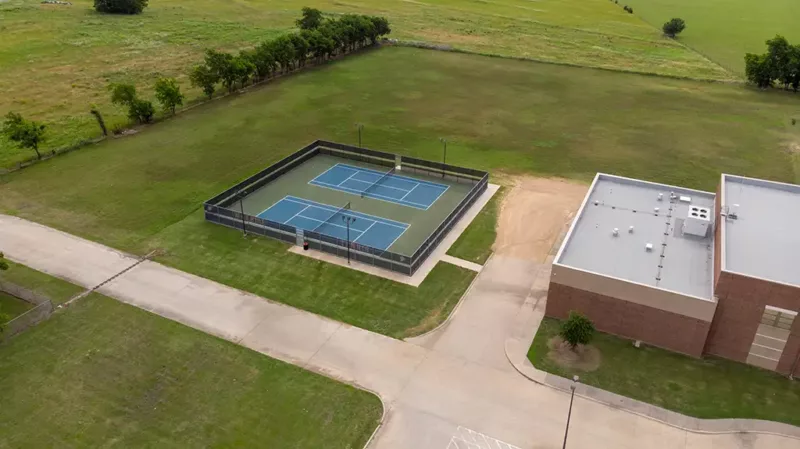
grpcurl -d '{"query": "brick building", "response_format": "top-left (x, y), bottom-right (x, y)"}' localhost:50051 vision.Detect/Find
top-left (546, 173), bottom-right (800, 375)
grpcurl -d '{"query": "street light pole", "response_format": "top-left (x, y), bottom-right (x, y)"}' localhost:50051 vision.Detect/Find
top-left (342, 216), bottom-right (356, 264)
top-left (355, 123), bottom-right (364, 148)
top-left (439, 138), bottom-right (447, 178)
top-left (562, 375), bottom-right (580, 449)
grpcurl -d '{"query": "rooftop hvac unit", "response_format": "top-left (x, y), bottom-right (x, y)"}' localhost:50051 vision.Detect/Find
top-left (683, 206), bottom-right (711, 237)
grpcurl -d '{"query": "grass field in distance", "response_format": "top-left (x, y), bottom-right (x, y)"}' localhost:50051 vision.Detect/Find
top-left (0, 0), bottom-right (731, 167)
top-left (624, 0), bottom-right (800, 74)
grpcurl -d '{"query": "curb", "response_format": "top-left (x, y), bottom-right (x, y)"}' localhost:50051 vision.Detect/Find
top-left (503, 327), bottom-right (800, 440)
top-left (404, 251), bottom-right (494, 343)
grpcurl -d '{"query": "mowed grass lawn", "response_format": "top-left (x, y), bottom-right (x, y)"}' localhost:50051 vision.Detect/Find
top-left (1, 260), bottom-right (86, 305)
top-left (624, 0), bottom-right (800, 74)
top-left (0, 260), bottom-right (86, 320)
top-left (0, 0), bottom-right (730, 167)
top-left (0, 294), bottom-right (381, 447)
top-left (528, 318), bottom-right (800, 425)
top-left (1, 47), bottom-right (798, 335)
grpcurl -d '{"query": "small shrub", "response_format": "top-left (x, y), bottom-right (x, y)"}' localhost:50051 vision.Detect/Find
top-left (94, 0), bottom-right (148, 14)
top-left (662, 18), bottom-right (686, 38)
top-left (560, 311), bottom-right (596, 349)
top-left (128, 99), bottom-right (155, 124)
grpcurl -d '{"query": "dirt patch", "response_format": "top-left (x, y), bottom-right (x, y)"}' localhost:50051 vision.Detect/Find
top-left (547, 336), bottom-right (601, 372)
top-left (787, 141), bottom-right (800, 155)
top-left (400, 299), bottom-right (450, 339)
top-left (494, 176), bottom-right (588, 262)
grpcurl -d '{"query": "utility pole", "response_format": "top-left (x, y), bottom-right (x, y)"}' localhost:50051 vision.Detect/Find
top-left (562, 375), bottom-right (580, 449)
top-left (342, 215), bottom-right (357, 264)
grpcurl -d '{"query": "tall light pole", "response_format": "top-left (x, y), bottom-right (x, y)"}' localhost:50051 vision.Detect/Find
top-left (355, 123), bottom-right (364, 148)
top-left (238, 190), bottom-right (247, 236)
top-left (562, 375), bottom-right (580, 449)
top-left (342, 215), bottom-right (356, 264)
top-left (439, 138), bottom-right (447, 178)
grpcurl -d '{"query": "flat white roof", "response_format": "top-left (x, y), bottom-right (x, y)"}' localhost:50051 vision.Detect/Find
top-left (721, 175), bottom-right (800, 287)
top-left (556, 174), bottom-right (715, 301)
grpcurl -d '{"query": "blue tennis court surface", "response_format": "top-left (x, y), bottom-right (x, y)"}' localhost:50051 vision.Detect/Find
top-left (258, 196), bottom-right (409, 251)
top-left (308, 163), bottom-right (449, 210)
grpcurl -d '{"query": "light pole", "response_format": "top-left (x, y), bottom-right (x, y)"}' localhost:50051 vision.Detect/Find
top-left (439, 138), bottom-right (447, 178)
top-left (355, 123), bottom-right (364, 148)
top-left (238, 190), bottom-right (247, 236)
top-left (562, 375), bottom-right (580, 449)
top-left (342, 215), bottom-right (356, 264)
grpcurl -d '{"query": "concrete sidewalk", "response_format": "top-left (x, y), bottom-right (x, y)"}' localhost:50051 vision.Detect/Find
top-left (2, 214), bottom-right (798, 449)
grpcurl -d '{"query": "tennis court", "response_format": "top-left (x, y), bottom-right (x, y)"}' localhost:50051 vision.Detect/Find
top-left (258, 196), bottom-right (409, 251)
top-left (309, 163), bottom-right (449, 210)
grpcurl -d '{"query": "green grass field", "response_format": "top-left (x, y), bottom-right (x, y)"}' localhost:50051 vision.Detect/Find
top-left (0, 293), bottom-right (381, 447)
top-left (1, 47), bottom-right (798, 336)
top-left (0, 0), bottom-right (732, 167)
top-left (447, 186), bottom-right (505, 265)
top-left (624, 0), bottom-right (800, 74)
top-left (1, 260), bottom-right (85, 304)
top-left (0, 292), bottom-right (33, 321)
top-left (528, 317), bottom-right (800, 425)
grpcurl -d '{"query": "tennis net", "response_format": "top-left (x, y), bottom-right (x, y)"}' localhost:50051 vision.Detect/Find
top-left (311, 201), bottom-right (351, 233)
top-left (361, 167), bottom-right (396, 198)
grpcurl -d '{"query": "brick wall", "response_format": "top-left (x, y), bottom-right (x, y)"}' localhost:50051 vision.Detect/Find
top-left (707, 271), bottom-right (800, 374)
top-left (777, 317), bottom-right (800, 375)
top-left (546, 282), bottom-right (711, 357)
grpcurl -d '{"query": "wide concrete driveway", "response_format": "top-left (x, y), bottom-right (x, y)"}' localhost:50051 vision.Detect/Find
top-left (1, 214), bottom-right (797, 449)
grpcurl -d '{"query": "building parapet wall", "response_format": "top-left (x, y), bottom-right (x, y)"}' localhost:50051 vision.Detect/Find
top-left (551, 264), bottom-right (717, 322)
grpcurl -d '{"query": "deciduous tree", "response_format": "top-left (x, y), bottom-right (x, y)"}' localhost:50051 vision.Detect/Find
top-left (296, 7), bottom-right (323, 30)
top-left (2, 112), bottom-right (46, 160)
top-left (662, 18), bottom-right (686, 38)
top-left (189, 64), bottom-right (218, 99)
top-left (154, 77), bottom-right (184, 114)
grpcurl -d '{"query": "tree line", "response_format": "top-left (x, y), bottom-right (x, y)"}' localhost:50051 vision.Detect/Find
top-left (189, 8), bottom-right (390, 99)
top-left (2, 8), bottom-right (390, 162)
top-left (745, 35), bottom-right (800, 92)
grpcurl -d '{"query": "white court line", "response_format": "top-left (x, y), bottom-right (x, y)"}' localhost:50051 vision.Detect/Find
top-left (282, 196), bottom-right (409, 229)
top-left (337, 170), bottom-right (360, 186)
top-left (256, 194), bottom-right (291, 219)
top-left (307, 163), bottom-right (346, 186)
top-left (351, 221), bottom-right (377, 243)
top-left (336, 162), bottom-right (450, 189)
top-left (283, 205), bottom-right (311, 224)
top-left (399, 183), bottom-right (419, 201)
top-left (292, 213), bottom-right (368, 236)
top-left (383, 222), bottom-right (409, 251)
top-left (345, 176), bottom-right (413, 193)
top-left (308, 180), bottom-right (432, 210)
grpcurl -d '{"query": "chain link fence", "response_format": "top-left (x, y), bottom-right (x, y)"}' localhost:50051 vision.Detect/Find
top-left (204, 140), bottom-right (489, 276)
top-left (1, 281), bottom-right (55, 340)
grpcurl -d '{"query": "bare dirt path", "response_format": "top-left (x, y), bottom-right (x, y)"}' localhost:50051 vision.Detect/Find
top-left (494, 176), bottom-right (588, 261)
